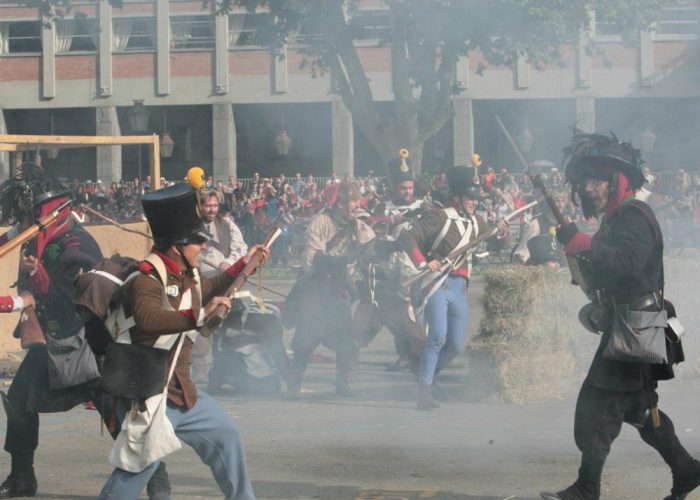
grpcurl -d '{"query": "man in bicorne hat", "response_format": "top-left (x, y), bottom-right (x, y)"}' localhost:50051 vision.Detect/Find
top-left (541, 132), bottom-right (700, 500)
top-left (99, 183), bottom-right (267, 500)
top-left (0, 164), bottom-right (105, 498)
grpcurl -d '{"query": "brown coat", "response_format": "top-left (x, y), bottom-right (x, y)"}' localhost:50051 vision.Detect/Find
top-left (400, 207), bottom-right (489, 274)
top-left (120, 248), bottom-right (244, 409)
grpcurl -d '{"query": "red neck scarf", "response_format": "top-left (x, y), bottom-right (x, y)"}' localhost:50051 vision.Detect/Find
top-left (605, 172), bottom-right (636, 220)
top-left (36, 197), bottom-right (72, 259)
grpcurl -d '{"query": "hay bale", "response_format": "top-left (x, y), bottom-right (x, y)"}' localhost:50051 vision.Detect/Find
top-left (664, 252), bottom-right (700, 379)
top-left (466, 266), bottom-right (591, 403)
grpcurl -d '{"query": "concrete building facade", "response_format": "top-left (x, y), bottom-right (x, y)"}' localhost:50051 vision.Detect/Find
top-left (1, 0), bottom-right (699, 182)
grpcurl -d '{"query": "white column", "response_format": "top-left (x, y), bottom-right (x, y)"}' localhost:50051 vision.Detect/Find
top-left (640, 29), bottom-right (654, 87)
top-left (0, 109), bottom-right (9, 180)
top-left (272, 45), bottom-right (288, 93)
top-left (42, 19), bottom-right (55, 99)
top-left (331, 99), bottom-right (354, 177)
top-left (98, 0), bottom-right (113, 96)
top-left (515, 52), bottom-right (530, 89)
top-left (453, 97), bottom-right (474, 167)
top-left (96, 107), bottom-right (122, 182)
top-left (576, 96), bottom-right (596, 133)
top-left (576, 30), bottom-right (592, 89)
top-left (156, 0), bottom-right (170, 95)
top-left (212, 103), bottom-right (236, 180)
top-left (214, 11), bottom-right (229, 94)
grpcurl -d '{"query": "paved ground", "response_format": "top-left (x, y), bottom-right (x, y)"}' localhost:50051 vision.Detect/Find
top-left (0, 277), bottom-right (699, 500)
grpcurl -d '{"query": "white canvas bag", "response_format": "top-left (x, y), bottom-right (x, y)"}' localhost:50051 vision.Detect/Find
top-left (108, 332), bottom-right (186, 473)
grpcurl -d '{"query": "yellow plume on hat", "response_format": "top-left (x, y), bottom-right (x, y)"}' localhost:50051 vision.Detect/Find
top-left (399, 148), bottom-right (410, 172)
top-left (471, 153), bottom-right (482, 168)
top-left (187, 167), bottom-right (205, 190)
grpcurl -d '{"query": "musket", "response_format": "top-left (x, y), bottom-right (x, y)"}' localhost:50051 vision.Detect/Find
top-left (0, 199), bottom-right (72, 260)
top-left (79, 204), bottom-right (151, 239)
top-left (402, 200), bottom-right (538, 288)
top-left (200, 226), bottom-right (282, 336)
top-left (199, 258), bottom-right (287, 299)
top-left (494, 114), bottom-right (592, 297)
top-left (1, 199), bottom-right (72, 348)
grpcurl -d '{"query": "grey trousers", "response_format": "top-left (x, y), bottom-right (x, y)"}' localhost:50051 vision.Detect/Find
top-left (99, 390), bottom-right (255, 500)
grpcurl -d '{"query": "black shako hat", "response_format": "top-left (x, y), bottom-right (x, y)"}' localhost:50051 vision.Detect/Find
top-left (562, 131), bottom-right (645, 189)
top-left (447, 165), bottom-right (481, 199)
top-left (142, 183), bottom-right (210, 246)
top-left (387, 148), bottom-right (414, 185)
top-left (527, 234), bottom-right (564, 266)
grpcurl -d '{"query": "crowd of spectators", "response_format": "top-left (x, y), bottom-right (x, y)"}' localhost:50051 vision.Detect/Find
top-left (26, 162), bottom-right (700, 265)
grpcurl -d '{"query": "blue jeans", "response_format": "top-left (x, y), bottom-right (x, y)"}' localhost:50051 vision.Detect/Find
top-left (99, 390), bottom-right (255, 500)
top-left (419, 275), bottom-right (469, 386)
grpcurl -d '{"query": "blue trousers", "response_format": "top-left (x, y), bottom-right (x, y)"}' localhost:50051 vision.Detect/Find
top-left (419, 275), bottom-right (469, 386)
top-left (99, 390), bottom-right (255, 500)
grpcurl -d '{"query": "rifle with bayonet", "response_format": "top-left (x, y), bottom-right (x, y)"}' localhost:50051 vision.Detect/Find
top-left (494, 114), bottom-right (595, 299)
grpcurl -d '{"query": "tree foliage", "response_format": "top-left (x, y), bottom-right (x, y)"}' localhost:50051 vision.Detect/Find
top-left (206, 0), bottom-right (670, 170)
top-left (25, 0), bottom-right (672, 170)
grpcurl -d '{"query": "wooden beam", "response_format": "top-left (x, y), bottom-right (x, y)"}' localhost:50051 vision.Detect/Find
top-left (0, 134), bottom-right (157, 146)
top-left (150, 135), bottom-right (160, 189)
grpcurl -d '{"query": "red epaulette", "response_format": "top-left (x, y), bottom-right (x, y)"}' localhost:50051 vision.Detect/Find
top-left (139, 261), bottom-right (155, 274)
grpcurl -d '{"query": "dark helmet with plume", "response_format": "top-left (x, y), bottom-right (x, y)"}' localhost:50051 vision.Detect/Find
top-left (0, 162), bottom-right (72, 226)
top-left (562, 130), bottom-right (645, 218)
top-left (447, 165), bottom-right (481, 200)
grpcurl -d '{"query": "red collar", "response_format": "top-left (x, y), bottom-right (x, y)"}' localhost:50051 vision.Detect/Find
top-left (152, 247), bottom-right (184, 276)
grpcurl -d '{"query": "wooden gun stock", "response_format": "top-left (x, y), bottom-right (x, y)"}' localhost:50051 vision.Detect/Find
top-left (18, 306), bottom-right (45, 349)
top-left (200, 226), bottom-right (282, 336)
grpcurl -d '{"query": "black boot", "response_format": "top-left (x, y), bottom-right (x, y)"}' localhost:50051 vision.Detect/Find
top-left (146, 461), bottom-right (171, 500)
top-left (541, 455), bottom-right (602, 500)
top-left (335, 370), bottom-right (354, 398)
top-left (665, 458), bottom-right (700, 500)
top-left (335, 352), bottom-right (355, 398)
top-left (430, 380), bottom-right (448, 401)
top-left (386, 356), bottom-right (409, 372)
top-left (540, 481), bottom-right (599, 500)
top-left (416, 384), bottom-right (439, 410)
top-left (0, 453), bottom-right (37, 498)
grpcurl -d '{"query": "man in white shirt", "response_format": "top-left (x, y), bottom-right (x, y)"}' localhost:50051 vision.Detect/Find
top-left (192, 189), bottom-right (248, 383)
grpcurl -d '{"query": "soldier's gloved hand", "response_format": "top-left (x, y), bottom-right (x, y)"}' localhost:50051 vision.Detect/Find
top-left (556, 223), bottom-right (579, 246)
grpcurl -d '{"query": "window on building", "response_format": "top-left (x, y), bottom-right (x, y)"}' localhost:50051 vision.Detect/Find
top-left (1, 21), bottom-right (42, 54)
top-left (55, 17), bottom-right (97, 53)
top-left (113, 17), bottom-right (155, 51)
top-left (350, 10), bottom-right (392, 41)
top-left (229, 13), bottom-right (266, 48)
top-left (654, 5), bottom-right (699, 40)
top-left (591, 12), bottom-right (622, 41)
top-left (171, 15), bottom-right (214, 49)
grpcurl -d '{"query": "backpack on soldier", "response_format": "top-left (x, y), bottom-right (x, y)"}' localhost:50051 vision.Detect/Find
top-left (73, 253), bottom-right (140, 355)
top-left (74, 252), bottom-right (176, 400)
